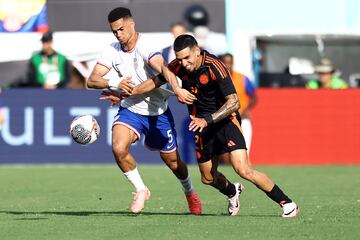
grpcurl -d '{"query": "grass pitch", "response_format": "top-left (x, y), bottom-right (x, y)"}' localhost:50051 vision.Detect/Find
top-left (0, 165), bottom-right (359, 240)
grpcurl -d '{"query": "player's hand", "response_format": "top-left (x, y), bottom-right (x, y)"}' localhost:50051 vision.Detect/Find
top-left (119, 77), bottom-right (135, 95)
top-left (189, 115), bottom-right (208, 132)
top-left (100, 89), bottom-right (124, 107)
top-left (174, 88), bottom-right (197, 104)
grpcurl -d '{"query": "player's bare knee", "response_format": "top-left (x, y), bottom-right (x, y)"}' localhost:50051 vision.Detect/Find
top-left (112, 145), bottom-right (127, 160)
top-left (160, 153), bottom-right (179, 171)
top-left (236, 167), bottom-right (255, 181)
top-left (201, 175), bottom-right (214, 185)
top-left (166, 160), bottom-right (178, 171)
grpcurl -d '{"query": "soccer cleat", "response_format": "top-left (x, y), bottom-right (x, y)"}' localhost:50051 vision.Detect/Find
top-left (185, 191), bottom-right (202, 215)
top-left (228, 182), bottom-right (244, 216)
top-left (130, 187), bottom-right (151, 213)
top-left (281, 201), bottom-right (300, 218)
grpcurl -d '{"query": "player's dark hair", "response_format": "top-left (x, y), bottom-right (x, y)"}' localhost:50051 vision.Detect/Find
top-left (173, 34), bottom-right (198, 52)
top-left (108, 7), bottom-right (132, 23)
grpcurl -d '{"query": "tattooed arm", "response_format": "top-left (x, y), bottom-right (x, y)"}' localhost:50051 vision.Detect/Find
top-left (210, 93), bottom-right (240, 123)
top-left (188, 93), bottom-right (240, 132)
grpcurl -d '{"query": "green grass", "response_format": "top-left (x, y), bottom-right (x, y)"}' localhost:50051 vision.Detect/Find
top-left (0, 165), bottom-right (359, 240)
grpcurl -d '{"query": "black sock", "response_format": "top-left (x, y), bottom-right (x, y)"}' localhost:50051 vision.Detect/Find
top-left (219, 181), bottom-right (236, 198)
top-left (265, 184), bottom-right (292, 205)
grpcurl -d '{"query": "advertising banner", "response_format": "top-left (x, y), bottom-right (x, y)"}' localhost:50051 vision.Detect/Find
top-left (1, 89), bottom-right (359, 165)
top-left (0, 89), bottom-right (195, 164)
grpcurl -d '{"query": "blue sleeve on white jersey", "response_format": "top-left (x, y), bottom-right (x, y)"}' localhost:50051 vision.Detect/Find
top-left (148, 52), bottom-right (162, 62)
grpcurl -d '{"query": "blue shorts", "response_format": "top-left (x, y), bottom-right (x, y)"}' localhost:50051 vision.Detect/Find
top-left (113, 107), bottom-right (177, 153)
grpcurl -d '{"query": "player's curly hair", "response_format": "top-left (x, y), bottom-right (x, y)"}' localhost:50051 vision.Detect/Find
top-left (174, 34), bottom-right (198, 52)
top-left (108, 7), bottom-right (132, 23)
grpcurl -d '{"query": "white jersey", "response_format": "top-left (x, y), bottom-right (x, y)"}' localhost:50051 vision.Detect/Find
top-left (97, 34), bottom-right (170, 116)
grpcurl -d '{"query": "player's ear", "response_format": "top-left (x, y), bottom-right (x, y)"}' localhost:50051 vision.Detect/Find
top-left (195, 47), bottom-right (201, 57)
top-left (128, 18), bottom-right (135, 28)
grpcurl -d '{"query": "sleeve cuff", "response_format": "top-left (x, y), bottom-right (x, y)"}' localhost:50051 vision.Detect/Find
top-left (157, 74), bottom-right (167, 83)
top-left (204, 114), bottom-right (214, 125)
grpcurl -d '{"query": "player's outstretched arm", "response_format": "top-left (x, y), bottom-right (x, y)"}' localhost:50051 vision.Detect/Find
top-left (100, 75), bottom-right (164, 106)
top-left (161, 65), bottom-right (196, 104)
top-left (148, 54), bottom-right (196, 104)
top-left (87, 64), bottom-right (112, 89)
top-left (87, 64), bottom-right (134, 95)
top-left (131, 76), bottom-right (164, 95)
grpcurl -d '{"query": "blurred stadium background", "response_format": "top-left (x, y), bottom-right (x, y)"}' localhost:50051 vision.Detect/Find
top-left (1, 0), bottom-right (359, 165)
top-left (0, 1), bottom-right (360, 239)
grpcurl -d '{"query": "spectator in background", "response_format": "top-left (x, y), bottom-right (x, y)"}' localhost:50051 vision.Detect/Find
top-left (26, 31), bottom-right (70, 89)
top-left (0, 0), bottom-right (49, 32)
top-left (162, 22), bottom-right (187, 64)
top-left (306, 58), bottom-right (348, 89)
top-left (184, 4), bottom-right (226, 55)
top-left (220, 53), bottom-right (257, 154)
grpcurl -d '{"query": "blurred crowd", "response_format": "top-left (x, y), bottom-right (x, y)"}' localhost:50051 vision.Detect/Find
top-left (10, 31), bottom-right (89, 89)
top-left (0, 0), bottom-right (88, 90)
top-left (0, 1), bottom-right (357, 91)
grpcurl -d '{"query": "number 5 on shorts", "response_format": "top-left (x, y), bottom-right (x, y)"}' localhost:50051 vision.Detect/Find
top-left (167, 129), bottom-right (174, 143)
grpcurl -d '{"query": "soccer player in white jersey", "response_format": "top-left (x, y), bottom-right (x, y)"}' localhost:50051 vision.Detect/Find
top-left (87, 7), bottom-right (201, 214)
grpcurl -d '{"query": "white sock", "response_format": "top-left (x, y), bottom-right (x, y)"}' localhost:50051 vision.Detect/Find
top-left (123, 168), bottom-right (147, 192)
top-left (179, 175), bottom-right (194, 194)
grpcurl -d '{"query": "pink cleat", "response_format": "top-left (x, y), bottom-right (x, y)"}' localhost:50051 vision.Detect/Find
top-left (185, 191), bottom-right (202, 215)
top-left (130, 187), bottom-right (151, 213)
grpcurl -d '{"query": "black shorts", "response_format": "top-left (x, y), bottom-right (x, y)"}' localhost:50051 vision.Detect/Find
top-left (194, 118), bottom-right (247, 163)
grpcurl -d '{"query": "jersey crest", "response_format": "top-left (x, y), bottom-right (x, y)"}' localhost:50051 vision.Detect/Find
top-left (199, 73), bottom-right (209, 85)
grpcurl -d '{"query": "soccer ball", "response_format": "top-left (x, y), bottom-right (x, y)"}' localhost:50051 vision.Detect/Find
top-left (70, 115), bottom-right (100, 145)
